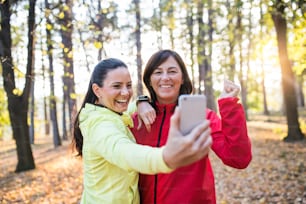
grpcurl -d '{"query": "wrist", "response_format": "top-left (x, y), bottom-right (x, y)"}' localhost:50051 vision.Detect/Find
top-left (136, 95), bottom-right (150, 105)
top-left (162, 148), bottom-right (175, 169)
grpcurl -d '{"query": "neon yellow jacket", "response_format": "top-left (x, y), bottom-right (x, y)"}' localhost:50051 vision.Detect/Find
top-left (79, 103), bottom-right (172, 204)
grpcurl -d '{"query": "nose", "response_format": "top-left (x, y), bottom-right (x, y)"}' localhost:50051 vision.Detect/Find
top-left (161, 72), bottom-right (170, 80)
top-left (121, 87), bottom-right (130, 95)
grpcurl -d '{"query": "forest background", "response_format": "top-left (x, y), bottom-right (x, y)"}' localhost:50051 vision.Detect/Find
top-left (0, 0), bottom-right (305, 203)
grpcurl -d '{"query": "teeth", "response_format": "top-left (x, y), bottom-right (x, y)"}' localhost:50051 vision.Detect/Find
top-left (117, 99), bottom-right (127, 103)
top-left (160, 85), bottom-right (171, 88)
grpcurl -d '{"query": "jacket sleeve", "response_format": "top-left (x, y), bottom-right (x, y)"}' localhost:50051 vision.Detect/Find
top-left (209, 97), bottom-right (252, 169)
top-left (91, 121), bottom-right (173, 174)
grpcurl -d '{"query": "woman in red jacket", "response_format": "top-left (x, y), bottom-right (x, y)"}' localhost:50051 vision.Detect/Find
top-left (130, 49), bottom-right (252, 204)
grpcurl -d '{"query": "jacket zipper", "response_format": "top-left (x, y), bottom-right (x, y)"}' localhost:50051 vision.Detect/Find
top-left (154, 107), bottom-right (166, 204)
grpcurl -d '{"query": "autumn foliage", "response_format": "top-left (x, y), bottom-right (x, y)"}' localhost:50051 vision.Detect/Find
top-left (0, 121), bottom-right (305, 203)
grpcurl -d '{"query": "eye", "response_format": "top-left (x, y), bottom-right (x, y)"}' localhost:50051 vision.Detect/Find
top-left (112, 84), bottom-right (122, 89)
top-left (127, 83), bottom-right (132, 89)
top-left (153, 70), bottom-right (162, 75)
top-left (168, 69), bottom-right (178, 74)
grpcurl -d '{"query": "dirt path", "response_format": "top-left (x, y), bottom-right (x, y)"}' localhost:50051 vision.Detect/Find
top-left (0, 123), bottom-right (305, 204)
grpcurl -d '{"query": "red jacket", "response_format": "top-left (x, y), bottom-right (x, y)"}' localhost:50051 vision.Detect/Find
top-left (131, 97), bottom-right (252, 204)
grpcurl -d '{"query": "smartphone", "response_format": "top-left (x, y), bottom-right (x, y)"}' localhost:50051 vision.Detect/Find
top-left (178, 95), bottom-right (206, 135)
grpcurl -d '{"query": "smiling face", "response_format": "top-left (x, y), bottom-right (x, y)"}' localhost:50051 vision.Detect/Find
top-left (149, 56), bottom-right (183, 104)
top-left (93, 67), bottom-right (133, 113)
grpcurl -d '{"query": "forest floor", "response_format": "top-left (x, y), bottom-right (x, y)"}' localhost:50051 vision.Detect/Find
top-left (0, 116), bottom-right (306, 204)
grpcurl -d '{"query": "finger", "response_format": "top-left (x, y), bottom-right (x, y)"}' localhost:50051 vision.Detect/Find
top-left (199, 135), bottom-right (212, 156)
top-left (225, 87), bottom-right (231, 93)
top-left (152, 109), bottom-right (156, 119)
top-left (224, 79), bottom-right (236, 89)
top-left (141, 116), bottom-right (152, 132)
top-left (233, 88), bottom-right (240, 96)
top-left (137, 117), bottom-right (143, 130)
top-left (144, 113), bottom-right (153, 124)
top-left (189, 122), bottom-right (211, 151)
top-left (144, 110), bottom-right (156, 124)
top-left (140, 110), bottom-right (155, 123)
top-left (197, 128), bottom-right (212, 151)
top-left (189, 120), bottom-right (210, 141)
top-left (224, 79), bottom-right (235, 86)
top-left (145, 123), bottom-right (151, 132)
top-left (228, 86), bottom-right (240, 97)
top-left (226, 80), bottom-right (240, 90)
top-left (149, 110), bottom-right (156, 123)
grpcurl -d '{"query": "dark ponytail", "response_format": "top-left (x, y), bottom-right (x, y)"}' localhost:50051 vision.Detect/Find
top-left (72, 58), bottom-right (128, 156)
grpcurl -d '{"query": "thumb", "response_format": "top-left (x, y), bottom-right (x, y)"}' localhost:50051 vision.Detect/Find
top-left (169, 107), bottom-right (180, 133)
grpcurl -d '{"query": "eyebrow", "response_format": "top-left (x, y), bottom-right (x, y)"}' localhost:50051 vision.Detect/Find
top-left (110, 81), bottom-right (132, 85)
top-left (156, 66), bottom-right (178, 70)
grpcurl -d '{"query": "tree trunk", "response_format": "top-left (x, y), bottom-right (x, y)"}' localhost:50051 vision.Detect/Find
top-left (205, 0), bottom-right (216, 112)
top-left (0, 0), bottom-right (36, 172)
top-left (62, 97), bottom-right (68, 141)
top-left (167, 0), bottom-right (175, 49)
top-left (43, 95), bottom-right (50, 135)
top-left (45, 0), bottom-right (61, 147)
top-left (134, 0), bottom-right (143, 95)
top-left (157, 1), bottom-right (163, 49)
top-left (40, 33), bottom-right (50, 135)
top-left (260, 0), bottom-right (269, 115)
top-left (186, 0), bottom-right (195, 93)
top-left (27, 0), bottom-right (37, 148)
top-left (197, 0), bottom-right (205, 95)
top-left (271, 0), bottom-right (304, 141)
top-left (96, 0), bottom-right (104, 61)
top-left (237, 0), bottom-right (248, 119)
top-left (197, 0), bottom-right (216, 111)
top-left (77, 28), bottom-right (91, 72)
top-left (29, 78), bottom-right (35, 144)
top-left (59, 0), bottom-right (76, 138)
top-left (296, 75), bottom-right (305, 107)
top-left (226, 0), bottom-right (236, 81)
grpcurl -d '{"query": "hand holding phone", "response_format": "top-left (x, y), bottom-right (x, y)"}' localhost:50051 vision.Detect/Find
top-left (178, 95), bottom-right (207, 135)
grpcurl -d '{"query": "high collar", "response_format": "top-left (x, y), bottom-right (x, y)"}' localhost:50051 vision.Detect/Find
top-left (155, 101), bottom-right (177, 114)
top-left (90, 103), bottom-right (133, 127)
top-left (94, 103), bottom-right (123, 116)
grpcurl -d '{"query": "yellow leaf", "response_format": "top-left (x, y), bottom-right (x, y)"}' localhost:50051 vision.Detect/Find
top-left (12, 88), bottom-right (22, 96)
top-left (67, 51), bottom-right (73, 58)
top-left (58, 12), bottom-right (65, 19)
top-left (94, 41), bottom-right (102, 49)
top-left (70, 93), bottom-right (77, 99)
top-left (59, 43), bottom-right (65, 49)
top-left (63, 5), bottom-right (69, 11)
top-left (46, 23), bottom-right (53, 30)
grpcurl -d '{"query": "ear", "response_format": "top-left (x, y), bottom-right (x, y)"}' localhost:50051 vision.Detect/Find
top-left (92, 83), bottom-right (101, 98)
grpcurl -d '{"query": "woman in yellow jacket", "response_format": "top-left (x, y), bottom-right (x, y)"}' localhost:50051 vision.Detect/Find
top-left (72, 58), bottom-right (212, 204)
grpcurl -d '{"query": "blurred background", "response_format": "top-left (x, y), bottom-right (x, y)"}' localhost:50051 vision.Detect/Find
top-left (0, 0), bottom-right (305, 203)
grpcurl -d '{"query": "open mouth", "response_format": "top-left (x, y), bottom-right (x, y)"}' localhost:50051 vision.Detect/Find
top-left (115, 99), bottom-right (129, 104)
top-left (160, 85), bottom-right (172, 88)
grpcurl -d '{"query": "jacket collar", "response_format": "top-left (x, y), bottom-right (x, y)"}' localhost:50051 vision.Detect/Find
top-left (91, 103), bottom-right (134, 128)
top-left (155, 101), bottom-right (177, 114)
